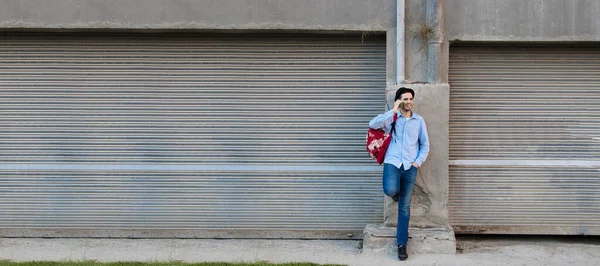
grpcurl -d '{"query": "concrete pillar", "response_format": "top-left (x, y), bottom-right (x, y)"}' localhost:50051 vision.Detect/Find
top-left (425, 0), bottom-right (448, 83)
top-left (383, 83), bottom-right (449, 229)
top-left (363, 0), bottom-right (455, 255)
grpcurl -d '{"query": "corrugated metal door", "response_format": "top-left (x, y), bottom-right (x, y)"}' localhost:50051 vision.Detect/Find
top-left (449, 44), bottom-right (600, 235)
top-left (0, 32), bottom-right (386, 238)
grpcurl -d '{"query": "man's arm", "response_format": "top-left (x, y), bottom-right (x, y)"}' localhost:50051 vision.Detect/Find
top-left (414, 119), bottom-right (430, 167)
top-left (369, 110), bottom-right (395, 131)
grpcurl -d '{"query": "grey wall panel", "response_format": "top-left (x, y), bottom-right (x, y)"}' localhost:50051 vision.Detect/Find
top-left (449, 44), bottom-right (600, 235)
top-left (0, 0), bottom-right (395, 31)
top-left (0, 32), bottom-right (386, 238)
top-left (446, 0), bottom-right (600, 41)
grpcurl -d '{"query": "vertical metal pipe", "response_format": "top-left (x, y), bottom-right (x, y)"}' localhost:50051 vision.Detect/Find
top-left (396, 0), bottom-right (405, 84)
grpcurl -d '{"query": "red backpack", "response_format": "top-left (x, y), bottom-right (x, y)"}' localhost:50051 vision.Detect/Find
top-left (366, 113), bottom-right (397, 164)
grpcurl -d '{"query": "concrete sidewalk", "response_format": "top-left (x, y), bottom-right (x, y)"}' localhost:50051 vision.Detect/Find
top-left (1, 236), bottom-right (600, 266)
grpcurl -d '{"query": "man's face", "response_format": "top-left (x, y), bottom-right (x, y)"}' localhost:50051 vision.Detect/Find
top-left (399, 92), bottom-right (414, 112)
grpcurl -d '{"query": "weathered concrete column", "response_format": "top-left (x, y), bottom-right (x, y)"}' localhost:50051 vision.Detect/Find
top-left (363, 0), bottom-right (455, 255)
top-left (425, 0), bottom-right (448, 84)
top-left (383, 83), bottom-right (449, 229)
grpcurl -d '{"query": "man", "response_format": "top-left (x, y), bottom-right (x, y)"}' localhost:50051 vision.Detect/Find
top-left (368, 87), bottom-right (430, 261)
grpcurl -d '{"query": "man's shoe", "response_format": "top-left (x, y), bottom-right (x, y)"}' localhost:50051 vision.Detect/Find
top-left (397, 244), bottom-right (408, 261)
top-left (392, 194), bottom-right (399, 202)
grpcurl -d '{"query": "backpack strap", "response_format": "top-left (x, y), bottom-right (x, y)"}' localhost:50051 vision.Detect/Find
top-left (390, 113), bottom-right (398, 135)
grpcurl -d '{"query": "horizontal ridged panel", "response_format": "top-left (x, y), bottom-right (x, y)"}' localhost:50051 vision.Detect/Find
top-left (0, 34), bottom-right (386, 165)
top-left (449, 166), bottom-right (600, 226)
top-left (449, 44), bottom-right (600, 235)
top-left (0, 33), bottom-right (386, 238)
top-left (450, 45), bottom-right (600, 160)
top-left (0, 170), bottom-right (382, 229)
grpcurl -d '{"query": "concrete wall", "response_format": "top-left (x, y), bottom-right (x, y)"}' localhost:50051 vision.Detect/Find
top-left (0, 0), bottom-right (454, 235)
top-left (0, 0), bottom-right (394, 31)
top-left (446, 0), bottom-right (600, 41)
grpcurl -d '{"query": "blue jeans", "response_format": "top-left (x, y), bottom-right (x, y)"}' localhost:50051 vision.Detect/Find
top-left (382, 163), bottom-right (418, 246)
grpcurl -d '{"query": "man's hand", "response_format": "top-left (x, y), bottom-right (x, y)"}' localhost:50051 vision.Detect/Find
top-left (393, 100), bottom-right (403, 113)
top-left (412, 162), bottom-right (419, 168)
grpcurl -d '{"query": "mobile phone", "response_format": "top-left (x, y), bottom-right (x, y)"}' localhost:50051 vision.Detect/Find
top-left (399, 102), bottom-right (405, 109)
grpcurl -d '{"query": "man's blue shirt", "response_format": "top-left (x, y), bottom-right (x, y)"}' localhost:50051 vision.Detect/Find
top-left (369, 110), bottom-right (430, 170)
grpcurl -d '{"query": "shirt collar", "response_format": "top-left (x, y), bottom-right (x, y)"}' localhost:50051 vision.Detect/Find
top-left (401, 111), bottom-right (416, 120)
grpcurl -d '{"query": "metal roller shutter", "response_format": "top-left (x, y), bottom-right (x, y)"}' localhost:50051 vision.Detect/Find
top-left (449, 44), bottom-right (600, 235)
top-left (0, 32), bottom-right (386, 238)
